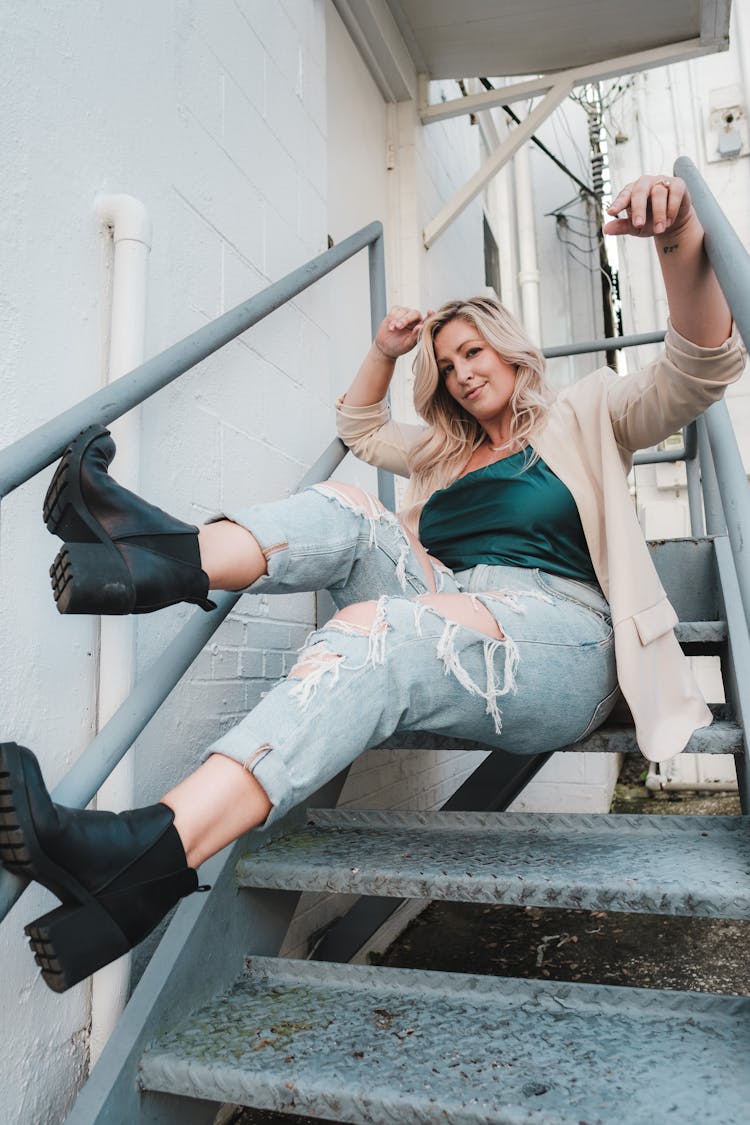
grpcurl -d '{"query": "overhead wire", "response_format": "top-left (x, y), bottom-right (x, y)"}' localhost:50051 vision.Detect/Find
top-left (477, 77), bottom-right (599, 201)
top-left (552, 104), bottom-right (594, 181)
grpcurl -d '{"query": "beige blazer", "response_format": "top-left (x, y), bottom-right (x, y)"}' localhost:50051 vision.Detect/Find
top-left (336, 323), bottom-right (746, 762)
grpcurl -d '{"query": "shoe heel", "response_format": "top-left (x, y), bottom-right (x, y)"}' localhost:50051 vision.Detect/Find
top-left (26, 901), bottom-right (130, 993)
top-left (50, 542), bottom-right (134, 615)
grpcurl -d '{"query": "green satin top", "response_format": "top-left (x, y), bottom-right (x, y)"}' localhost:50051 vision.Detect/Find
top-left (418, 449), bottom-right (597, 582)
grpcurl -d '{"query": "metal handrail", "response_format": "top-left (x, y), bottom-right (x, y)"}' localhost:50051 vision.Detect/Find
top-left (0, 222), bottom-right (384, 501)
top-left (543, 329), bottom-right (665, 358)
top-left (544, 328), bottom-right (692, 466)
top-left (0, 224), bottom-right (387, 925)
top-left (676, 156), bottom-right (750, 627)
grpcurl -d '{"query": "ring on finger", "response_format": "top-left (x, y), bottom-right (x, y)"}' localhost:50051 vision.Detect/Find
top-left (655, 178), bottom-right (671, 189)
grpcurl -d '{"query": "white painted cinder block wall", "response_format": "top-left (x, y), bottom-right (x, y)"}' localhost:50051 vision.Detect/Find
top-left (0, 2), bottom-right (493, 1119)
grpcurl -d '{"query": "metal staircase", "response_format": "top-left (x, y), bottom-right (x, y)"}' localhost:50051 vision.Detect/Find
top-left (1, 157), bottom-right (749, 1124)
top-left (123, 534), bottom-right (750, 1125)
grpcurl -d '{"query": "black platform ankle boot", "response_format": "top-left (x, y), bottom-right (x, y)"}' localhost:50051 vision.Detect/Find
top-left (0, 743), bottom-right (204, 993)
top-left (43, 424), bottom-right (216, 614)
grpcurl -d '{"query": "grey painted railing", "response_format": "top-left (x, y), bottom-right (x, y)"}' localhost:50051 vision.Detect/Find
top-left (676, 156), bottom-right (750, 628)
top-left (0, 223), bottom-right (386, 500)
top-left (0, 222), bottom-right (387, 925)
top-left (543, 329), bottom-right (665, 359)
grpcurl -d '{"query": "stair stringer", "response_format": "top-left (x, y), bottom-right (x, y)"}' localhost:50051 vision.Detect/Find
top-left (714, 534), bottom-right (750, 809)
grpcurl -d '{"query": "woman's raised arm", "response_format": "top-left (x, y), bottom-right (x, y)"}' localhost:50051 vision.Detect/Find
top-left (604, 174), bottom-right (732, 348)
top-left (343, 306), bottom-right (430, 406)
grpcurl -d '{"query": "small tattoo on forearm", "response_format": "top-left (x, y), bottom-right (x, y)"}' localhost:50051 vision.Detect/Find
top-left (662, 243), bottom-right (679, 254)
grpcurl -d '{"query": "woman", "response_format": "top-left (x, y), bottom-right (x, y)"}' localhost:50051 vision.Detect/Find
top-left (0, 175), bottom-right (743, 993)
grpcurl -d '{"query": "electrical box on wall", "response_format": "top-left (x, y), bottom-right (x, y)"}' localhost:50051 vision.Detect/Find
top-left (705, 85), bottom-right (748, 162)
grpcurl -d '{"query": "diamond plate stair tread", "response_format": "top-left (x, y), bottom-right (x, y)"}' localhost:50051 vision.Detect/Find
top-left (139, 957), bottom-right (750, 1125)
top-left (674, 619), bottom-right (726, 642)
top-left (236, 810), bottom-right (750, 918)
top-left (674, 625), bottom-right (728, 643)
top-left (379, 717), bottom-right (742, 754)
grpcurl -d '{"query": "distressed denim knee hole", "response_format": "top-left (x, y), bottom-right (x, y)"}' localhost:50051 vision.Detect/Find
top-left (288, 641), bottom-right (346, 710)
top-left (310, 483), bottom-right (417, 593)
top-left (395, 597), bottom-right (520, 736)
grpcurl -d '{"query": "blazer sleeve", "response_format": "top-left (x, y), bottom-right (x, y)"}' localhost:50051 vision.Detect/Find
top-left (606, 321), bottom-right (746, 452)
top-left (335, 396), bottom-right (427, 478)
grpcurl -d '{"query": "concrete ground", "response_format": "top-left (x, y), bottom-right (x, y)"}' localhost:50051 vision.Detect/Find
top-left (226, 758), bottom-right (748, 1125)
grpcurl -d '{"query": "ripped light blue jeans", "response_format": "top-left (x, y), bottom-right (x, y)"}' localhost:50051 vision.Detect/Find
top-left (207, 483), bottom-right (619, 825)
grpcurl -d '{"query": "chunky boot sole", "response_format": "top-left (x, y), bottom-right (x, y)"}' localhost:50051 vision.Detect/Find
top-left (1, 759), bottom-right (125, 993)
top-left (0, 743), bottom-right (94, 903)
top-left (25, 900), bottom-right (131, 993)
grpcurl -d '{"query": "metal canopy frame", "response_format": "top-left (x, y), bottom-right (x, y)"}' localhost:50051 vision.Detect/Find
top-left (421, 37), bottom-right (719, 248)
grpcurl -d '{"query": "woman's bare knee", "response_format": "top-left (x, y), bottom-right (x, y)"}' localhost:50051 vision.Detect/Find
top-left (416, 592), bottom-right (504, 639)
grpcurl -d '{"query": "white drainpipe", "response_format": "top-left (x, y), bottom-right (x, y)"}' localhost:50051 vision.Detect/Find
top-left (89, 194), bottom-right (152, 1066)
top-left (513, 143), bottom-right (542, 345)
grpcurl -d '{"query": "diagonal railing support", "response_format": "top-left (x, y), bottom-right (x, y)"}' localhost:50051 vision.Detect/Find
top-left (675, 156), bottom-right (750, 351)
top-left (423, 80), bottom-right (572, 249)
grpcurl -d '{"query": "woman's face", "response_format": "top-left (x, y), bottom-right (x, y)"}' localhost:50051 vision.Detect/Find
top-left (433, 317), bottom-right (517, 426)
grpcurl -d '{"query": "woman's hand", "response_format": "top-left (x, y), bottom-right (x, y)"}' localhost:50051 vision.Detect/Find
top-left (603, 174), bottom-right (693, 239)
top-left (343, 306), bottom-right (434, 407)
top-left (604, 172), bottom-right (731, 347)
top-left (374, 306), bottom-right (432, 360)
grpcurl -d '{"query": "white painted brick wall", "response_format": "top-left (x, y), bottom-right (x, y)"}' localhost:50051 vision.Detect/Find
top-left (0, 2), bottom-right (335, 1117)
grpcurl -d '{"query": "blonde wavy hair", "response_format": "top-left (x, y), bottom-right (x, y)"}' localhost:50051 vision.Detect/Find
top-left (400, 296), bottom-right (554, 530)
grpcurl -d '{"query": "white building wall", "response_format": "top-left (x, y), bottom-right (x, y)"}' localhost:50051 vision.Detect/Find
top-left (0, 0), bottom-right (327, 1118)
top-left (0, 2), bottom-right (495, 1117)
